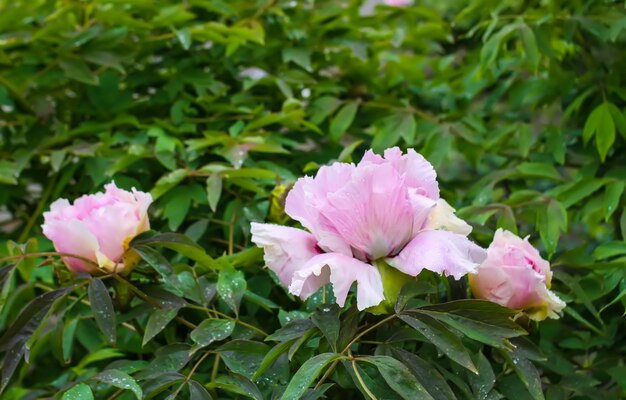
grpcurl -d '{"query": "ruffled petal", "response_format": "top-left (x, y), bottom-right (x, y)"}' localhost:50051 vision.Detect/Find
top-left (250, 223), bottom-right (321, 289)
top-left (360, 147), bottom-right (439, 199)
top-left (82, 201), bottom-right (142, 263)
top-left (289, 253), bottom-right (385, 310)
top-left (387, 230), bottom-right (486, 280)
top-left (285, 164), bottom-right (354, 255)
top-left (322, 162), bottom-right (415, 260)
top-left (41, 219), bottom-right (99, 273)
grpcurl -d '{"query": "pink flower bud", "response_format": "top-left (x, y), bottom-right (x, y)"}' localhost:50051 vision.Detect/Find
top-left (42, 182), bottom-right (152, 274)
top-left (470, 229), bottom-right (565, 320)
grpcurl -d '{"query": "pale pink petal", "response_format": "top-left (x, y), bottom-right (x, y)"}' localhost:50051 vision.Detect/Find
top-left (407, 190), bottom-right (437, 232)
top-left (81, 202), bottom-right (141, 263)
top-left (250, 223), bottom-right (321, 289)
top-left (289, 253), bottom-right (385, 310)
top-left (321, 162), bottom-right (415, 260)
top-left (285, 164), bottom-right (355, 255)
top-left (387, 230), bottom-right (486, 280)
top-left (359, 147), bottom-right (439, 199)
top-left (43, 198), bottom-right (75, 220)
top-left (41, 219), bottom-right (99, 273)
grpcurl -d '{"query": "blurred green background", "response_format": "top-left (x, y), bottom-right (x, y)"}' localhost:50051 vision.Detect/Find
top-left (1, 0), bottom-right (626, 398)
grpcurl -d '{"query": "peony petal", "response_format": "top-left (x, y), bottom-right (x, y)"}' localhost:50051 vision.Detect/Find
top-left (359, 147), bottom-right (439, 200)
top-left (423, 198), bottom-right (472, 236)
top-left (387, 230), bottom-right (486, 280)
top-left (285, 164), bottom-right (355, 256)
top-left (41, 219), bottom-right (99, 273)
top-left (289, 253), bottom-right (385, 310)
top-left (250, 223), bottom-right (321, 289)
top-left (81, 201), bottom-right (142, 263)
top-left (322, 162), bottom-right (415, 260)
top-left (407, 190), bottom-right (437, 232)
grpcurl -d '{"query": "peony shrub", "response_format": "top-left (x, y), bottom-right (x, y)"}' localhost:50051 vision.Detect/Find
top-left (1, 0), bottom-right (625, 399)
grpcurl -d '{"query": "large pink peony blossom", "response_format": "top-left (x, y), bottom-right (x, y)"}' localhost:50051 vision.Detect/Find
top-left (42, 182), bottom-right (152, 274)
top-left (470, 229), bottom-right (565, 320)
top-left (251, 147), bottom-right (486, 310)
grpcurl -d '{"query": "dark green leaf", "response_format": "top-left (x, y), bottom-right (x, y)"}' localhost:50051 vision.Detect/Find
top-left (362, 355), bottom-right (434, 400)
top-left (399, 314), bottom-right (477, 373)
top-left (88, 278), bottom-right (116, 345)
top-left (281, 353), bottom-right (340, 400)
top-left (190, 319), bottom-right (235, 350)
top-left (61, 383), bottom-right (94, 400)
top-left (214, 374), bottom-right (263, 400)
top-left (92, 369), bottom-right (142, 399)
top-left (329, 102), bottom-right (359, 142)
top-left (143, 308), bottom-right (180, 346)
top-left (217, 264), bottom-right (246, 315)
top-left (60, 59), bottom-right (99, 85)
top-left (311, 304), bottom-right (340, 351)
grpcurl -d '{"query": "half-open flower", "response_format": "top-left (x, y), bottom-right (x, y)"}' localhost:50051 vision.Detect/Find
top-left (42, 182), bottom-right (152, 274)
top-left (470, 229), bottom-right (566, 321)
top-left (251, 147), bottom-right (485, 310)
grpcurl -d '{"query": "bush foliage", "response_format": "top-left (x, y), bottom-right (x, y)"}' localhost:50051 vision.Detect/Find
top-left (1, 0), bottom-right (626, 399)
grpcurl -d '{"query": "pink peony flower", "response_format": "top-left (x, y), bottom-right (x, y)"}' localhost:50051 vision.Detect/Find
top-left (42, 182), bottom-right (152, 274)
top-left (251, 147), bottom-right (485, 310)
top-left (470, 229), bottom-right (566, 320)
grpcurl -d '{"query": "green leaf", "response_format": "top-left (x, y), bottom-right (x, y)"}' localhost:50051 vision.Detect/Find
top-left (309, 96), bottom-right (342, 125)
top-left (499, 349), bottom-right (545, 400)
top-left (399, 314), bottom-right (477, 373)
top-left (621, 210), bottom-right (626, 240)
top-left (62, 319), bottom-right (79, 364)
top-left (92, 369), bottom-right (143, 399)
top-left (60, 58), bottom-right (99, 85)
top-left (281, 353), bottom-right (340, 400)
top-left (0, 161), bottom-right (18, 185)
top-left (468, 351), bottom-right (495, 399)
top-left (596, 103), bottom-right (616, 161)
top-left (213, 374), bottom-right (262, 400)
top-left (0, 287), bottom-right (70, 354)
top-left (416, 300), bottom-right (526, 348)
top-left (516, 162), bottom-right (562, 181)
top-left (217, 264), bottom-right (246, 315)
top-left (188, 380), bottom-right (213, 400)
top-left (520, 24), bottom-right (540, 69)
top-left (76, 348), bottom-right (124, 369)
top-left (216, 340), bottom-right (269, 379)
top-left (593, 241), bottom-right (626, 260)
top-left (61, 383), bottom-right (94, 400)
top-left (603, 181), bottom-right (625, 220)
top-left (583, 103), bottom-right (603, 144)
top-left (311, 304), bottom-right (340, 352)
top-left (282, 48), bottom-right (312, 71)
top-left (190, 319), bottom-right (235, 350)
top-left (132, 232), bottom-right (220, 271)
top-left (132, 245), bottom-right (183, 294)
top-left (253, 339), bottom-right (296, 380)
top-left (536, 199), bottom-right (567, 257)
top-left (143, 308), bottom-right (180, 346)
top-left (607, 102), bottom-right (626, 138)
top-left (362, 355), bottom-right (434, 400)
top-left (151, 169), bottom-right (189, 200)
top-left (265, 319), bottom-right (315, 342)
top-left (88, 278), bottom-right (116, 345)
top-left (329, 102), bottom-right (359, 142)
top-left (390, 348), bottom-right (457, 400)
top-left (206, 173), bottom-right (223, 212)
